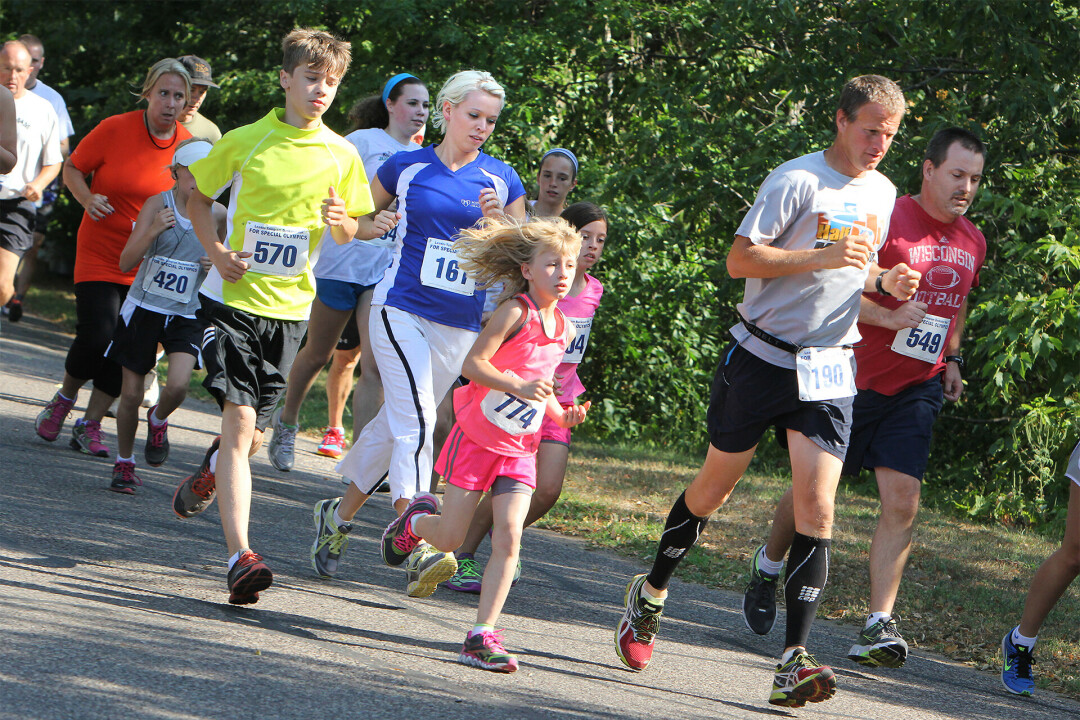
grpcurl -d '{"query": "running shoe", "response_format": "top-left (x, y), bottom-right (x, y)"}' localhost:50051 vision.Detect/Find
top-left (848, 615), bottom-right (909, 668)
top-left (1001, 630), bottom-right (1036, 696)
top-left (769, 650), bottom-right (837, 707)
top-left (311, 497), bottom-right (352, 578)
top-left (405, 545), bottom-right (458, 598)
top-left (70, 418), bottom-right (110, 457)
top-left (742, 544), bottom-right (779, 635)
top-left (5, 297), bottom-right (23, 322)
top-left (380, 492), bottom-right (438, 566)
top-left (227, 549), bottom-right (273, 605)
top-left (172, 438), bottom-right (219, 518)
top-left (266, 406), bottom-right (297, 471)
top-left (36, 391), bottom-right (74, 441)
top-left (615, 573), bottom-right (664, 671)
top-left (443, 553), bottom-right (484, 594)
top-left (317, 426), bottom-right (346, 458)
top-left (144, 405), bottom-right (170, 466)
top-left (459, 629), bottom-right (518, 673)
top-left (109, 460), bottom-right (143, 495)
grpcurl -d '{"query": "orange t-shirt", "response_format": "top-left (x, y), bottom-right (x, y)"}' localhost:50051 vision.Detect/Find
top-left (68, 110), bottom-right (192, 285)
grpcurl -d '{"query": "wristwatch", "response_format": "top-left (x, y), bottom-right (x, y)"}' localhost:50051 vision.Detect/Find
top-left (875, 270), bottom-right (893, 298)
top-left (944, 355), bottom-right (965, 370)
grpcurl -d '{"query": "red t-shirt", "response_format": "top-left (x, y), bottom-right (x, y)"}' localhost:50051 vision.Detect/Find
top-left (855, 194), bottom-right (986, 395)
top-left (69, 111), bottom-right (191, 285)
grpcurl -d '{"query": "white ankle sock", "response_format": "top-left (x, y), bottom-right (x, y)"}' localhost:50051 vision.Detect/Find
top-left (1011, 626), bottom-right (1038, 649)
top-left (227, 550), bottom-right (246, 570)
top-left (333, 508), bottom-right (348, 527)
top-left (866, 612), bottom-right (891, 628)
top-left (150, 409), bottom-right (167, 425)
top-left (117, 455), bottom-right (134, 464)
top-left (757, 550), bottom-right (785, 576)
top-left (208, 450), bottom-right (218, 474)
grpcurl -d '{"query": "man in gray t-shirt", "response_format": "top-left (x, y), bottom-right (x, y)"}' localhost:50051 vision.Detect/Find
top-left (614, 75), bottom-right (921, 709)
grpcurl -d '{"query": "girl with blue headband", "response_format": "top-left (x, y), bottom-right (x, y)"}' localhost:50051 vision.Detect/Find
top-left (531, 147), bottom-right (578, 219)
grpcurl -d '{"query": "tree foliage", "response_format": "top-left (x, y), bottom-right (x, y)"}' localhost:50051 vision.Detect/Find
top-left (7, 0), bottom-right (1079, 523)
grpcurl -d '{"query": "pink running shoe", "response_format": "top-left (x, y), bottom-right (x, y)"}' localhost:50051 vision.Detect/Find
top-left (317, 426), bottom-right (346, 458)
top-left (380, 493), bottom-right (438, 566)
top-left (70, 418), bottom-right (110, 457)
top-left (459, 629), bottom-right (519, 673)
top-left (36, 391), bottom-right (74, 441)
top-left (109, 460), bottom-right (143, 494)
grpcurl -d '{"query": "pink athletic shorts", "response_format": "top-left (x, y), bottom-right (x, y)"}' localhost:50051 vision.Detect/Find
top-left (539, 406), bottom-right (573, 446)
top-left (436, 424), bottom-right (537, 492)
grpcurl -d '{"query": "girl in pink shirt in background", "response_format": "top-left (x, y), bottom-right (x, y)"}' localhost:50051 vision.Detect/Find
top-left (379, 216), bottom-right (590, 673)
top-left (444, 202), bottom-right (608, 592)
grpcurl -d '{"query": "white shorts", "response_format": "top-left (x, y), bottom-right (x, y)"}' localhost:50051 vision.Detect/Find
top-left (336, 304), bottom-right (476, 502)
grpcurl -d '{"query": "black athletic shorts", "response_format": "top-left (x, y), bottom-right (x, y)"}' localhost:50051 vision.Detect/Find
top-left (0, 198), bottom-right (36, 255)
top-left (197, 296), bottom-right (307, 431)
top-left (105, 303), bottom-right (206, 375)
top-left (706, 341), bottom-right (854, 460)
top-left (34, 201), bottom-right (54, 235)
top-left (841, 374), bottom-right (945, 480)
top-left (336, 308), bottom-right (361, 351)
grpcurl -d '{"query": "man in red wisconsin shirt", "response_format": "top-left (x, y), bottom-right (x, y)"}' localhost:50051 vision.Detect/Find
top-left (742, 127), bottom-right (987, 670)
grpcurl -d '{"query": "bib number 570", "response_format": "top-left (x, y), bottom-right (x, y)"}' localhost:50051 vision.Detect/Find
top-left (253, 240), bottom-right (297, 268)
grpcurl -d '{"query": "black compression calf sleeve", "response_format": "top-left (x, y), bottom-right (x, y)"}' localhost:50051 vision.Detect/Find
top-left (645, 492), bottom-right (709, 591)
top-left (783, 532), bottom-right (831, 650)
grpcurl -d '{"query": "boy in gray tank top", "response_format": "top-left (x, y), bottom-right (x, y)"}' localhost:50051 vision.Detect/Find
top-left (614, 76), bottom-right (922, 708)
top-left (104, 140), bottom-right (227, 493)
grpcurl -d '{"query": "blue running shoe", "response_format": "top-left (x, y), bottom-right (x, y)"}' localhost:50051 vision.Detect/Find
top-left (1001, 630), bottom-right (1035, 696)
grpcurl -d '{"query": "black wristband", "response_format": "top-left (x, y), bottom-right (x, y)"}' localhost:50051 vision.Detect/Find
top-left (945, 355), bottom-right (965, 370)
top-left (875, 270), bottom-right (892, 298)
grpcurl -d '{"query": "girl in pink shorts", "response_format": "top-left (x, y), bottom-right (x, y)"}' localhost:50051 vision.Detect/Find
top-left (445, 202), bottom-right (608, 592)
top-left (379, 216), bottom-right (590, 673)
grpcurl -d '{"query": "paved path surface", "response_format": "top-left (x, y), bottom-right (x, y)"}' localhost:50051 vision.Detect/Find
top-left (2, 314), bottom-right (1077, 720)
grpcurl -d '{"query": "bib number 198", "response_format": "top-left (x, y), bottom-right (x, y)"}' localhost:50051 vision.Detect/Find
top-left (795, 346), bottom-right (857, 401)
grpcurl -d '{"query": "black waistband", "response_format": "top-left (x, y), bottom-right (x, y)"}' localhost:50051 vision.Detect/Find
top-left (740, 317), bottom-right (799, 354)
top-left (740, 317), bottom-right (857, 354)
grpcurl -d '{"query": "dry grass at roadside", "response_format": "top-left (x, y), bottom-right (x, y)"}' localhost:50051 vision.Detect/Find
top-left (537, 440), bottom-right (1080, 698)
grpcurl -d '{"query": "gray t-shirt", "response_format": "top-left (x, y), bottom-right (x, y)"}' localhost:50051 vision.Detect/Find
top-left (126, 190), bottom-right (210, 318)
top-left (730, 151), bottom-right (897, 368)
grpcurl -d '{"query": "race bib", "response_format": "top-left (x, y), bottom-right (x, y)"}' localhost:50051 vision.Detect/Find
top-left (419, 238), bottom-right (475, 295)
top-left (480, 370), bottom-right (546, 436)
top-left (562, 317), bottom-right (593, 364)
top-left (142, 256), bottom-right (199, 304)
top-left (242, 221), bottom-right (309, 277)
top-left (795, 346), bottom-right (857, 401)
top-left (891, 314), bottom-right (951, 363)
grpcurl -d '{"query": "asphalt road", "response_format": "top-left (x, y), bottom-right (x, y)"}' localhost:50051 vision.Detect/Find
top-left (2, 314), bottom-right (1077, 720)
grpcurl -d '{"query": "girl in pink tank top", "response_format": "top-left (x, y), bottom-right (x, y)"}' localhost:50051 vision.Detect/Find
top-left (378, 216), bottom-right (590, 673)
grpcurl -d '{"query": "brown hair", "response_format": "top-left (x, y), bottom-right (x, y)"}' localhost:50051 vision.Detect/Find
top-left (281, 28), bottom-right (351, 78)
top-left (837, 75), bottom-right (905, 121)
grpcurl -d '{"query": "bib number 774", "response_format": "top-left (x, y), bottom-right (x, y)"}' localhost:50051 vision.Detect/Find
top-left (480, 385), bottom-right (546, 436)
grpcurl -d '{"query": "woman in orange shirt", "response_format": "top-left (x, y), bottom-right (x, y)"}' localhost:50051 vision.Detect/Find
top-left (35, 58), bottom-right (192, 458)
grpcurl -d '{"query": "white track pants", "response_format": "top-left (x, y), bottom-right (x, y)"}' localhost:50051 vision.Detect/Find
top-left (336, 305), bottom-right (476, 502)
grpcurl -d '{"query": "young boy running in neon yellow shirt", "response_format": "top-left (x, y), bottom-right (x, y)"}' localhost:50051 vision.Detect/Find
top-left (170, 28), bottom-right (394, 605)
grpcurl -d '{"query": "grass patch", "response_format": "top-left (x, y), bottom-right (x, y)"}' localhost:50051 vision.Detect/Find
top-left (21, 275), bottom-right (77, 333)
top-left (538, 440), bottom-right (1080, 698)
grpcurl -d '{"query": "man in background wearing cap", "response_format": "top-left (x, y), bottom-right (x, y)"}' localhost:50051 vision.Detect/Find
top-left (179, 55), bottom-right (222, 143)
top-left (5, 34), bottom-right (74, 322)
